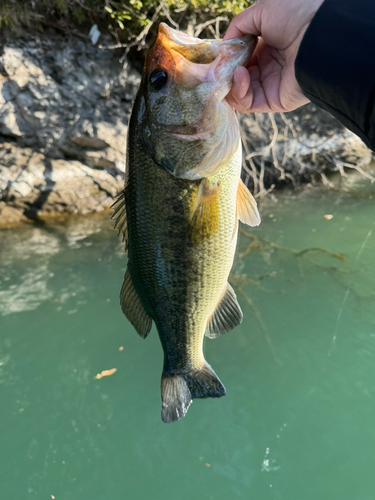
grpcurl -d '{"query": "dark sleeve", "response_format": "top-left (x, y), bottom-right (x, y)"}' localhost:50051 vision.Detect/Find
top-left (295, 0), bottom-right (375, 151)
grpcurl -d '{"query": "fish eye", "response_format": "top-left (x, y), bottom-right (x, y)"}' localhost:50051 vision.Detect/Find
top-left (149, 69), bottom-right (168, 91)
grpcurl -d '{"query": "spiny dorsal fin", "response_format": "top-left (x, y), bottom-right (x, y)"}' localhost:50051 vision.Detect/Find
top-left (111, 190), bottom-right (128, 251)
top-left (237, 179), bottom-right (261, 227)
top-left (120, 269), bottom-right (152, 339)
top-left (187, 179), bottom-right (220, 244)
top-left (205, 283), bottom-right (243, 339)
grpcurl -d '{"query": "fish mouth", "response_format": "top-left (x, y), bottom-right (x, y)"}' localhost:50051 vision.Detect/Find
top-left (158, 23), bottom-right (256, 66)
top-left (158, 24), bottom-right (257, 139)
top-left (152, 24), bottom-right (257, 141)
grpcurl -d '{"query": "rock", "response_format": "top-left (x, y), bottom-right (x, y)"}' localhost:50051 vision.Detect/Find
top-left (0, 78), bottom-right (20, 103)
top-left (0, 102), bottom-right (23, 137)
top-left (0, 148), bottom-right (123, 218)
top-left (71, 136), bottom-right (108, 150)
top-left (0, 35), bottom-right (139, 223)
top-left (0, 36), bottom-right (139, 153)
top-left (0, 202), bottom-right (27, 225)
top-left (61, 117), bottom-right (128, 172)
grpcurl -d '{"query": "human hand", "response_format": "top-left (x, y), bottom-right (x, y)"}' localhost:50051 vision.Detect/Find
top-left (224, 0), bottom-right (324, 113)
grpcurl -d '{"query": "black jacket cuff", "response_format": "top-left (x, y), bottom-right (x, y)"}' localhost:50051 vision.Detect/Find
top-left (295, 0), bottom-right (375, 151)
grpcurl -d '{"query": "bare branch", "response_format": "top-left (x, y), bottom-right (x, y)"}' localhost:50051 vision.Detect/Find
top-left (160, 3), bottom-right (179, 29)
top-left (326, 154), bottom-right (375, 182)
top-left (255, 183), bottom-right (275, 198)
top-left (319, 172), bottom-right (336, 189)
top-left (119, 4), bottom-right (162, 63)
top-left (279, 112), bottom-right (297, 138)
top-left (194, 16), bottom-right (228, 38)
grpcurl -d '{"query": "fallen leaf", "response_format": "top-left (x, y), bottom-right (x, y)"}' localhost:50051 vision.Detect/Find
top-left (205, 463), bottom-right (211, 467)
top-left (119, 346), bottom-right (124, 352)
top-left (324, 214), bottom-right (333, 220)
top-left (95, 368), bottom-right (117, 379)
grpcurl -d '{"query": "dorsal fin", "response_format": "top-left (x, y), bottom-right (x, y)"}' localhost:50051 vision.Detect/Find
top-left (237, 179), bottom-right (261, 227)
top-left (120, 269), bottom-right (152, 339)
top-left (187, 179), bottom-right (220, 244)
top-left (205, 283), bottom-right (243, 339)
top-left (111, 191), bottom-right (128, 251)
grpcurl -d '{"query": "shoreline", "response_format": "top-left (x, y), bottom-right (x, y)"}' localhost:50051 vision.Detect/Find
top-left (2, 169), bottom-right (374, 230)
top-left (0, 33), bottom-right (372, 227)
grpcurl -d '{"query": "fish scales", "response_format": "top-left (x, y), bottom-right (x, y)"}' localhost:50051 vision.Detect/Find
top-left (127, 124), bottom-right (240, 369)
top-left (113, 23), bottom-right (260, 423)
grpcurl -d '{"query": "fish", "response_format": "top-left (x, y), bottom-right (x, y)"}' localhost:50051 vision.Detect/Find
top-left (112, 23), bottom-right (260, 423)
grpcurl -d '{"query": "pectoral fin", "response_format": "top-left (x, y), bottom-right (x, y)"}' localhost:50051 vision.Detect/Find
top-left (187, 180), bottom-right (220, 244)
top-left (205, 283), bottom-right (243, 339)
top-left (237, 179), bottom-right (261, 227)
top-left (120, 269), bottom-right (152, 339)
top-left (111, 190), bottom-right (128, 251)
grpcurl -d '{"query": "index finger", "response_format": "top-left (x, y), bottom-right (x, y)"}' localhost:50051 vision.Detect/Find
top-left (223, 5), bottom-right (261, 40)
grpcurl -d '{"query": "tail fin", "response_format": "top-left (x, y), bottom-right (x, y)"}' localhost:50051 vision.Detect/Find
top-left (161, 363), bottom-right (226, 423)
top-left (161, 375), bottom-right (192, 423)
top-left (185, 363), bottom-right (226, 399)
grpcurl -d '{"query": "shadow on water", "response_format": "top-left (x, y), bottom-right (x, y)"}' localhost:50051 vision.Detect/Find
top-left (23, 158), bottom-right (56, 222)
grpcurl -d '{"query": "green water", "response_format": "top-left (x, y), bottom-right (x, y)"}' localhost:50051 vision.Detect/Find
top-left (1, 185), bottom-right (375, 500)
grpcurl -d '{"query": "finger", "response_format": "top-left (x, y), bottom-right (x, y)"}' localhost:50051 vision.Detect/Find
top-left (250, 86), bottom-right (274, 113)
top-left (228, 65), bottom-right (271, 113)
top-left (250, 46), bottom-right (286, 111)
top-left (225, 67), bottom-right (253, 113)
top-left (247, 65), bottom-right (274, 112)
top-left (245, 37), bottom-right (267, 69)
top-left (232, 67), bottom-right (255, 111)
top-left (223, 23), bottom-right (247, 41)
top-left (223, 4), bottom-right (261, 40)
top-left (232, 66), bottom-right (250, 101)
top-left (225, 92), bottom-right (248, 114)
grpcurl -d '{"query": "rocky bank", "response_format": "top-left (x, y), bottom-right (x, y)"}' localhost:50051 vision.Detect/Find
top-left (0, 34), bottom-right (372, 226)
top-left (0, 34), bottom-right (139, 225)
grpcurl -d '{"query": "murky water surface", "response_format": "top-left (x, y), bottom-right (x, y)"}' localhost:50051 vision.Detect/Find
top-left (1, 184), bottom-right (375, 500)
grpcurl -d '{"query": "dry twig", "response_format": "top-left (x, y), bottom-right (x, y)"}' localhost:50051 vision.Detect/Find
top-left (194, 16), bottom-right (228, 37)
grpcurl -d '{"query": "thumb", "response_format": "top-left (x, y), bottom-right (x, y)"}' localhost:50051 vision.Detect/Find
top-left (223, 4), bottom-right (262, 40)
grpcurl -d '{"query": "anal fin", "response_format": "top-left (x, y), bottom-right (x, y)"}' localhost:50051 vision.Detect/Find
top-left (205, 282), bottom-right (243, 339)
top-left (120, 269), bottom-right (152, 339)
top-left (237, 179), bottom-right (261, 227)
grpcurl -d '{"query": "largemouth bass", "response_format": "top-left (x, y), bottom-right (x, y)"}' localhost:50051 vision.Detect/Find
top-left (113, 24), bottom-right (260, 423)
